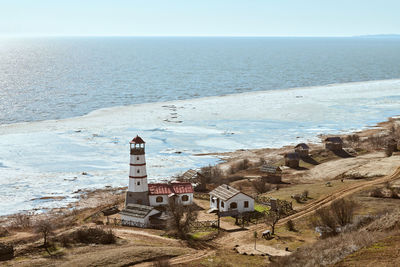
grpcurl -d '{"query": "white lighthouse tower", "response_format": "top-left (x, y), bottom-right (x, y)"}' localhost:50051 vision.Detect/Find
top-left (125, 135), bottom-right (150, 206)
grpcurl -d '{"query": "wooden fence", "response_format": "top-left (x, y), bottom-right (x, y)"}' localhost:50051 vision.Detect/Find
top-left (194, 192), bottom-right (210, 200)
top-left (190, 220), bottom-right (218, 230)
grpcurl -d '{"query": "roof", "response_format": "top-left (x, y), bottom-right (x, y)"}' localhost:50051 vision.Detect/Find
top-left (130, 135), bottom-right (145, 144)
top-left (148, 182), bottom-right (193, 195)
top-left (260, 164), bottom-right (282, 174)
top-left (181, 169), bottom-right (199, 180)
top-left (209, 184), bottom-right (253, 201)
top-left (324, 137), bottom-right (343, 144)
top-left (295, 143), bottom-right (310, 150)
top-left (284, 152), bottom-right (300, 160)
top-left (119, 204), bottom-right (155, 218)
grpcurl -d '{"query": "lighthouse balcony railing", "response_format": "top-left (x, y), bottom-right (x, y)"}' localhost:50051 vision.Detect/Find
top-left (130, 148), bottom-right (145, 155)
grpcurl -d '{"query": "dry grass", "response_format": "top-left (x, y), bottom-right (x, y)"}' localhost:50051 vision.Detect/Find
top-left (272, 209), bottom-right (400, 267)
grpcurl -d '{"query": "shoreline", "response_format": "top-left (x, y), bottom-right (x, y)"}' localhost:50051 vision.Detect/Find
top-left (1, 115), bottom-right (399, 220)
top-left (1, 79), bottom-right (400, 216)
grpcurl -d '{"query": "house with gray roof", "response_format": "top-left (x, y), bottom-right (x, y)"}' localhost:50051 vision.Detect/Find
top-left (209, 184), bottom-right (254, 214)
top-left (120, 204), bottom-right (160, 228)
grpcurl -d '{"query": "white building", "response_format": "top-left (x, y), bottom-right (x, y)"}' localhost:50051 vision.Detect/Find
top-left (120, 136), bottom-right (194, 228)
top-left (209, 184), bottom-right (254, 213)
top-left (149, 182), bottom-right (193, 207)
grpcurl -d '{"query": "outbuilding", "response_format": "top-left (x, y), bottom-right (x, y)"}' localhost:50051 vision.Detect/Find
top-left (209, 184), bottom-right (254, 214)
top-left (120, 204), bottom-right (160, 228)
top-left (260, 164), bottom-right (282, 184)
top-left (294, 143), bottom-right (310, 157)
top-left (324, 137), bottom-right (343, 151)
top-left (284, 152), bottom-right (300, 168)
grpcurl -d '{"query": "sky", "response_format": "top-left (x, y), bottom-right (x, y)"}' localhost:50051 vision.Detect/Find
top-left (1, 0), bottom-right (399, 37)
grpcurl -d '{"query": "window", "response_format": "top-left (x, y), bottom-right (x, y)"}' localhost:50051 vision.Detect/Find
top-left (137, 181), bottom-right (140, 185)
top-left (244, 201), bottom-right (249, 208)
top-left (137, 156), bottom-right (140, 160)
top-left (221, 202), bottom-right (224, 208)
top-left (230, 202), bottom-right (237, 209)
top-left (137, 169), bottom-right (140, 173)
top-left (156, 196), bottom-right (163, 203)
top-left (211, 198), bottom-right (215, 203)
top-left (181, 195), bottom-right (189, 202)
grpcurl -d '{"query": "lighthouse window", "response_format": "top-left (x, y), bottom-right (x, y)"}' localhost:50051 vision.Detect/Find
top-left (137, 157), bottom-right (139, 160)
top-left (137, 170), bottom-right (140, 173)
top-left (181, 195), bottom-right (189, 202)
top-left (137, 181), bottom-right (140, 185)
top-left (156, 196), bottom-right (163, 203)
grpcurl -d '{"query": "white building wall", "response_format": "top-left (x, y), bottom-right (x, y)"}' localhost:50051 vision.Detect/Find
top-left (120, 214), bottom-right (147, 226)
top-left (120, 209), bottom-right (159, 227)
top-left (149, 193), bottom-right (193, 207)
top-left (177, 193), bottom-right (193, 206)
top-left (149, 195), bottom-right (167, 206)
top-left (215, 193), bottom-right (254, 213)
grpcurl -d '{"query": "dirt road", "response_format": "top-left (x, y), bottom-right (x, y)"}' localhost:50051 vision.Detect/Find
top-left (214, 166), bottom-right (400, 249)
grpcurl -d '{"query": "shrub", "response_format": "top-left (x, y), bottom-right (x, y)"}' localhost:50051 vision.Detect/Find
top-left (331, 199), bottom-right (355, 227)
top-left (0, 227), bottom-right (9, 238)
top-left (286, 220), bottom-right (296, 232)
top-left (252, 179), bottom-right (271, 194)
top-left (302, 190), bottom-right (309, 199)
top-left (292, 194), bottom-right (302, 203)
top-left (72, 227), bottom-right (116, 244)
top-left (11, 214), bottom-right (31, 229)
top-left (0, 243), bottom-right (14, 261)
top-left (370, 188), bottom-right (385, 198)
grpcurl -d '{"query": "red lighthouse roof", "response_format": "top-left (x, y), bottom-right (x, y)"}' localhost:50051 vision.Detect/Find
top-left (130, 135), bottom-right (145, 144)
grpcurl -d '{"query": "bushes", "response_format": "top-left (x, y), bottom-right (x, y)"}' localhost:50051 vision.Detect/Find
top-left (0, 227), bottom-right (9, 238)
top-left (312, 199), bottom-right (355, 238)
top-left (0, 243), bottom-right (14, 261)
top-left (286, 220), bottom-right (296, 232)
top-left (73, 227), bottom-right (116, 244)
top-left (58, 227), bottom-right (116, 246)
top-left (252, 179), bottom-right (272, 194)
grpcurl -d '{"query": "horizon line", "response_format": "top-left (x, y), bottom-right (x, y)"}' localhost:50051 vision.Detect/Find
top-left (1, 33), bottom-right (400, 38)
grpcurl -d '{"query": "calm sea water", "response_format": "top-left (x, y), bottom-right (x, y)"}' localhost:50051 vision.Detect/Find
top-left (1, 37), bottom-right (400, 125)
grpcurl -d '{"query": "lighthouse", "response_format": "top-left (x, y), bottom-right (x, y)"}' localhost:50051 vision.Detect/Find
top-left (125, 135), bottom-right (150, 206)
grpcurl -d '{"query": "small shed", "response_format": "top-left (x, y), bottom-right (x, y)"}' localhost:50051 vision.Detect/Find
top-left (284, 152), bottom-right (300, 168)
top-left (120, 204), bottom-right (160, 228)
top-left (294, 143), bottom-right (310, 157)
top-left (209, 184), bottom-right (254, 213)
top-left (324, 137), bottom-right (343, 151)
top-left (260, 164), bottom-right (282, 184)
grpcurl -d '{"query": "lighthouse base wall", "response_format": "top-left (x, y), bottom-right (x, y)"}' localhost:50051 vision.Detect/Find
top-left (125, 191), bottom-right (150, 206)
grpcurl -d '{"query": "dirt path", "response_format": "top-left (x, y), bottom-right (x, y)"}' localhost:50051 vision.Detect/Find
top-left (278, 166), bottom-right (400, 226)
top-left (133, 249), bottom-right (215, 267)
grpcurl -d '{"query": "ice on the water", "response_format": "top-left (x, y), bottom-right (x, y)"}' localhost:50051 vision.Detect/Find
top-left (0, 79), bottom-right (400, 215)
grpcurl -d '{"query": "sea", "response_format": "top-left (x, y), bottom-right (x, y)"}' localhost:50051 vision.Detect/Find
top-left (1, 37), bottom-right (400, 215)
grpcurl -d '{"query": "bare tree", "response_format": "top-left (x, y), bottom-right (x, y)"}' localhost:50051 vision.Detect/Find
top-left (34, 220), bottom-right (54, 255)
top-left (167, 198), bottom-right (198, 239)
top-left (313, 207), bottom-right (337, 237)
top-left (252, 179), bottom-right (271, 194)
top-left (265, 209), bottom-right (283, 235)
top-left (331, 199), bottom-right (355, 227)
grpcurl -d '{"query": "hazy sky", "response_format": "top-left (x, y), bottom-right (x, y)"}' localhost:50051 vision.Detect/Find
top-left (1, 0), bottom-right (399, 37)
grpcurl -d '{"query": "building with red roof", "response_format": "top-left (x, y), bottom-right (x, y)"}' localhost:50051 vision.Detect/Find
top-left (122, 136), bottom-right (194, 227)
